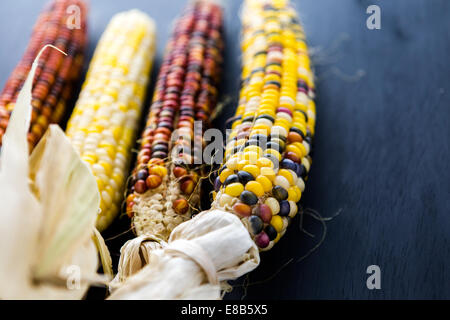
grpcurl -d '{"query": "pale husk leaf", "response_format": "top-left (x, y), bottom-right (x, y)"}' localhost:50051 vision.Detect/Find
top-left (0, 45), bottom-right (107, 299)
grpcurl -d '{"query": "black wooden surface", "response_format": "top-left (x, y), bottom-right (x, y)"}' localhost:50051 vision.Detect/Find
top-left (0, 0), bottom-right (448, 299)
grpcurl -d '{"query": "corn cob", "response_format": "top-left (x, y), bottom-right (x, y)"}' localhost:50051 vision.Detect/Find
top-left (125, 0), bottom-right (223, 239)
top-left (0, 0), bottom-right (87, 150)
top-left (66, 10), bottom-right (156, 231)
top-left (212, 0), bottom-right (316, 250)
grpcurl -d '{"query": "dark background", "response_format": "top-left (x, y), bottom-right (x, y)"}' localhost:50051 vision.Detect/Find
top-left (0, 0), bottom-right (449, 299)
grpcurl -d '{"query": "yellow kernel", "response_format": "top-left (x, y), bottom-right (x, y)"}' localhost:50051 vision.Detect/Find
top-left (295, 186), bottom-right (302, 201)
top-left (252, 123), bottom-right (271, 132)
top-left (257, 109), bottom-right (275, 118)
top-left (112, 126), bottom-right (123, 140)
top-left (105, 185), bottom-right (115, 199)
top-left (118, 103), bottom-right (128, 112)
top-left (260, 167), bottom-right (276, 182)
top-left (287, 186), bottom-right (301, 202)
top-left (87, 124), bottom-right (102, 134)
top-left (101, 145), bottom-right (116, 158)
top-left (99, 141), bottom-right (115, 149)
top-left (225, 182), bottom-right (244, 197)
top-left (245, 181), bottom-right (265, 197)
top-left (99, 199), bottom-right (107, 215)
top-left (274, 232), bottom-right (281, 243)
top-left (292, 122), bottom-right (306, 134)
top-left (250, 128), bottom-right (270, 136)
top-left (292, 142), bottom-right (307, 156)
top-left (237, 159), bottom-right (250, 171)
top-left (274, 118), bottom-right (291, 129)
top-left (242, 164), bottom-right (260, 178)
top-left (243, 151), bottom-right (259, 164)
top-left (98, 160), bottom-right (113, 175)
top-left (149, 165), bottom-right (168, 177)
top-left (219, 168), bottom-right (234, 183)
top-left (231, 121), bottom-right (241, 130)
top-left (277, 169), bottom-right (294, 185)
top-left (82, 155), bottom-right (96, 165)
top-left (256, 175), bottom-right (272, 192)
top-left (95, 177), bottom-right (104, 191)
top-left (270, 215), bottom-right (283, 233)
top-left (112, 172), bottom-right (123, 187)
top-left (257, 157), bottom-right (274, 168)
top-left (243, 145), bottom-right (263, 156)
top-left (286, 144), bottom-right (302, 158)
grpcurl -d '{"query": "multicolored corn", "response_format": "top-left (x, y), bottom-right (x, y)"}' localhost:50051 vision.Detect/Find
top-left (212, 0), bottom-right (316, 250)
top-left (0, 0), bottom-right (87, 150)
top-left (66, 10), bottom-right (156, 231)
top-left (126, 0), bottom-right (223, 239)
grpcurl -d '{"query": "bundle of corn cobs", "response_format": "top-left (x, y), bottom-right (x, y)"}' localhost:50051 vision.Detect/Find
top-left (109, 0), bottom-right (316, 299)
top-left (0, 0), bottom-right (318, 300)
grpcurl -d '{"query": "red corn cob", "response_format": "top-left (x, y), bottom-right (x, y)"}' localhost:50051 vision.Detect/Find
top-left (126, 0), bottom-right (224, 239)
top-left (0, 0), bottom-right (87, 150)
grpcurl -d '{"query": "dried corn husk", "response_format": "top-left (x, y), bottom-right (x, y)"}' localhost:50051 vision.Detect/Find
top-left (108, 210), bottom-right (260, 299)
top-left (0, 45), bottom-right (110, 299)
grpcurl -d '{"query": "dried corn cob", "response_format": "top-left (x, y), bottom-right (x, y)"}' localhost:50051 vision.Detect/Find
top-left (0, 0), bottom-right (87, 150)
top-left (66, 10), bottom-right (156, 231)
top-left (125, 0), bottom-right (223, 239)
top-left (212, 0), bottom-right (315, 250)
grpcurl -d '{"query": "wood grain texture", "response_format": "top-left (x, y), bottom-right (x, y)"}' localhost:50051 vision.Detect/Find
top-left (0, 0), bottom-right (448, 299)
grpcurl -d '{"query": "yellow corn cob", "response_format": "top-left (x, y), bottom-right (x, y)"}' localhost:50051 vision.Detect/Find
top-left (66, 10), bottom-right (156, 231)
top-left (212, 0), bottom-right (315, 250)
